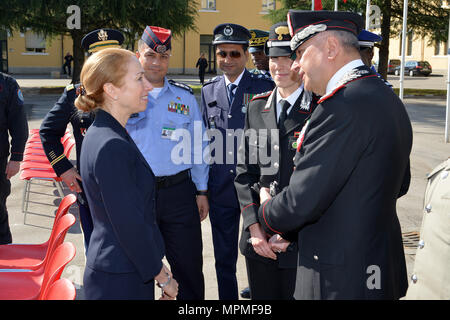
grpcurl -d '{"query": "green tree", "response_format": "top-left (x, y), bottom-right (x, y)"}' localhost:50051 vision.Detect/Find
top-left (266, 0), bottom-right (447, 80)
top-left (0, 0), bottom-right (198, 82)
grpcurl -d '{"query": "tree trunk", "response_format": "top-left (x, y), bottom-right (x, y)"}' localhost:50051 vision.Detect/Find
top-left (378, 0), bottom-right (392, 80)
top-left (71, 30), bottom-right (85, 84)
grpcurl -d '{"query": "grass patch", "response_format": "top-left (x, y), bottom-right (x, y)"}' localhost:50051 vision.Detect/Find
top-left (190, 84), bottom-right (202, 95)
top-left (393, 88), bottom-right (447, 97)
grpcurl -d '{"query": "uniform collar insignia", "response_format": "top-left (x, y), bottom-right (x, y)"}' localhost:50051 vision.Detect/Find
top-left (300, 90), bottom-right (312, 111)
top-left (318, 67), bottom-right (373, 104)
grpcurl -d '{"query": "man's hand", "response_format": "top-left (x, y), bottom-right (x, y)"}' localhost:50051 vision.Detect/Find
top-left (156, 264), bottom-right (178, 300)
top-left (259, 187), bottom-right (272, 204)
top-left (60, 167), bottom-right (82, 193)
top-left (5, 161), bottom-right (21, 180)
top-left (248, 223), bottom-right (277, 260)
top-left (268, 234), bottom-right (291, 254)
top-left (196, 195), bottom-right (209, 222)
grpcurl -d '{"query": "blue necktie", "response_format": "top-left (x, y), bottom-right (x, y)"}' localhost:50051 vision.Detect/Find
top-left (227, 83), bottom-right (237, 105)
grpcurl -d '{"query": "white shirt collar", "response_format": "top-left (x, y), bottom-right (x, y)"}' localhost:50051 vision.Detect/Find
top-left (325, 59), bottom-right (364, 96)
top-left (276, 84), bottom-right (304, 106)
top-left (276, 84), bottom-right (304, 121)
top-left (224, 68), bottom-right (246, 89)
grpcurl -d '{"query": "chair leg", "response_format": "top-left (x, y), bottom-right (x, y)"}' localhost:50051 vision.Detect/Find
top-left (56, 181), bottom-right (64, 199)
top-left (22, 179), bottom-right (30, 224)
top-left (22, 179), bottom-right (28, 213)
top-left (25, 178), bottom-right (32, 213)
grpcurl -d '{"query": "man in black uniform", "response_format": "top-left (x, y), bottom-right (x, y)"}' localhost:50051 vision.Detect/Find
top-left (201, 23), bottom-right (274, 300)
top-left (257, 10), bottom-right (412, 299)
top-left (0, 72), bottom-right (28, 244)
top-left (234, 22), bottom-right (314, 299)
top-left (39, 29), bottom-right (124, 250)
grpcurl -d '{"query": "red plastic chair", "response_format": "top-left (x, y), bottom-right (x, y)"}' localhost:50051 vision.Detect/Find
top-left (0, 194), bottom-right (76, 268)
top-left (0, 213), bottom-right (76, 270)
top-left (0, 242), bottom-right (76, 300)
top-left (40, 278), bottom-right (76, 300)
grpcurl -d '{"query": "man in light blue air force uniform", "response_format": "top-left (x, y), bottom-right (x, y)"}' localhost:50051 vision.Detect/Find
top-left (126, 26), bottom-right (209, 300)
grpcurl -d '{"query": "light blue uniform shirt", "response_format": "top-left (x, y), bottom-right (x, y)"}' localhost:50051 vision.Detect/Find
top-left (126, 78), bottom-right (209, 191)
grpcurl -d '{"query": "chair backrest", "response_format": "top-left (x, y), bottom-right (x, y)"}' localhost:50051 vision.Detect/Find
top-left (41, 194), bottom-right (77, 246)
top-left (41, 213), bottom-right (76, 269)
top-left (63, 138), bottom-right (75, 157)
top-left (38, 242), bottom-right (76, 300)
top-left (40, 278), bottom-right (76, 300)
top-left (54, 194), bottom-right (77, 225)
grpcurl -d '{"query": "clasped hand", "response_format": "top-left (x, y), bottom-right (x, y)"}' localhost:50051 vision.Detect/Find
top-left (248, 223), bottom-right (290, 260)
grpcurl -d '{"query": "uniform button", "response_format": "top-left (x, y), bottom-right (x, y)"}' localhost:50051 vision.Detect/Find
top-left (230, 169), bottom-right (234, 174)
top-left (418, 239), bottom-right (425, 249)
top-left (411, 274), bottom-right (418, 283)
top-left (273, 145), bottom-right (279, 151)
top-left (313, 255), bottom-right (319, 261)
top-left (442, 171), bottom-right (449, 179)
top-left (293, 157), bottom-right (296, 161)
top-left (274, 162), bottom-right (279, 169)
top-left (425, 204), bottom-right (432, 213)
top-left (228, 133), bottom-right (233, 137)
top-left (228, 114), bottom-right (232, 118)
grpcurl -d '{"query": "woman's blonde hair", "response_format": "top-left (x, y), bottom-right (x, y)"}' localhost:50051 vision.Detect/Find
top-left (75, 48), bottom-right (135, 112)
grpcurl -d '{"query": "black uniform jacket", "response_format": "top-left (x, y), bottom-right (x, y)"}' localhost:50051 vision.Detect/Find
top-left (0, 72), bottom-right (28, 160)
top-left (80, 109), bottom-right (165, 284)
top-left (258, 66), bottom-right (412, 299)
top-left (235, 88), bottom-right (314, 268)
top-left (40, 84), bottom-right (94, 176)
top-left (201, 69), bottom-right (274, 208)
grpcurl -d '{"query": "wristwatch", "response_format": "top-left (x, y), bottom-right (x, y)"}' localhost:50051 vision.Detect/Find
top-left (196, 190), bottom-right (209, 197)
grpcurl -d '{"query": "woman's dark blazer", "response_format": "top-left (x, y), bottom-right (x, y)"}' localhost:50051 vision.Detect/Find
top-left (80, 109), bottom-right (165, 299)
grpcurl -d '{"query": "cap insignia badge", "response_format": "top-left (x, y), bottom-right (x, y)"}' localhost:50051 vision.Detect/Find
top-left (156, 45), bottom-right (167, 53)
top-left (275, 26), bottom-right (290, 41)
top-left (97, 29), bottom-right (108, 41)
top-left (224, 25), bottom-right (234, 37)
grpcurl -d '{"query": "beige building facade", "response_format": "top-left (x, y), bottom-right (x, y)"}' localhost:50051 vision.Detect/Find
top-left (1, 2), bottom-right (448, 75)
top-left (384, 32), bottom-right (448, 72)
top-left (1, 0), bottom-right (280, 75)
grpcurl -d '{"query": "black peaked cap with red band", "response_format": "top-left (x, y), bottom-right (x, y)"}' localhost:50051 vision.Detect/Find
top-left (287, 10), bottom-right (363, 52)
top-left (141, 26), bottom-right (172, 53)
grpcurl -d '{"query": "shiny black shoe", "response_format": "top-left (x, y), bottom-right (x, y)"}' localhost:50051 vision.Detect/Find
top-left (240, 287), bottom-right (250, 299)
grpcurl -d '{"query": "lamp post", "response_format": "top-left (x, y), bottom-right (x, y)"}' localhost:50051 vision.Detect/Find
top-left (399, 0), bottom-right (409, 101)
top-left (366, 0), bottom-right (371, 29)
top-left (443, 0), bottom-right (450, 143)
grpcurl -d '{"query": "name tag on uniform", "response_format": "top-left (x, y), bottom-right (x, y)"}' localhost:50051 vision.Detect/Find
top-left (161, 126), bottom-right (175, 139)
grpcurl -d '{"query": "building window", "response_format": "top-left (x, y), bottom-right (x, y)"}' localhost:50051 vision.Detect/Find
top-left (25, 30), bottom-right (46, 53)
top-left (262, 0), bottom-right (276, 12)
top-left (398, 31), bottom-right (413, 56)
top-left (201, 0), bottom-right (216, 10)
top-left (407, 31), bottom-right (413, 56)
top-left (435, 40), bottom-right (449, 55)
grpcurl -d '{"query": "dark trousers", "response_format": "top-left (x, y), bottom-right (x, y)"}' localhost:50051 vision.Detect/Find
top-left (199, 71), bottom-right (205, 85)
top-left (245, 257), bottom-right (296, 300)
top-left (209, 204), bottom-right (240, 300)
top-left (0, 157), bottom-right (12, 244)
top-left (63, 63), bottom-right (71, 76)
top-left (156, 178), bottom-right (204, 300)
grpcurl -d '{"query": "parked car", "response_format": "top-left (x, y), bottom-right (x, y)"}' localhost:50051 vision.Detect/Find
top-left (387, 59), bottom-right (401, 74)
top-left (373, 59), bottom-right (401, 75)
top-left (394, 60), bottom-right (432, 77)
